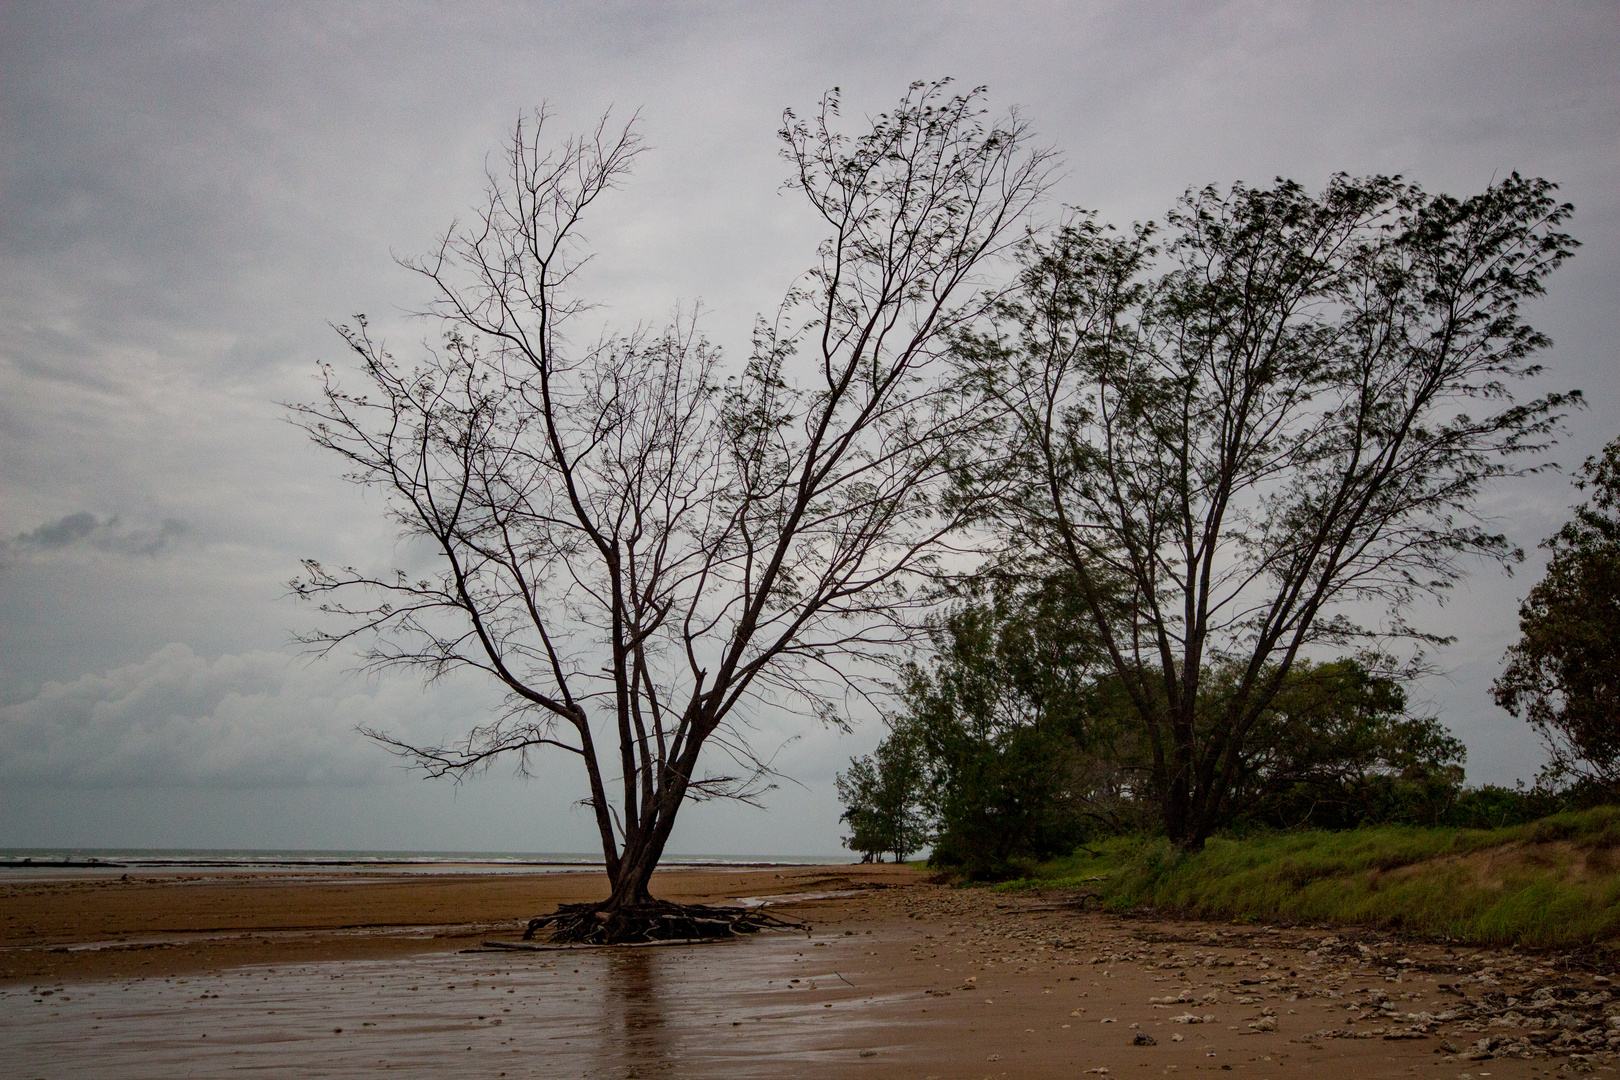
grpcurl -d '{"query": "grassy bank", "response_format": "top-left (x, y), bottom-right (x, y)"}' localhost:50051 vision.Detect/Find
top-left (1008, 805), bottom-right (1620, 949)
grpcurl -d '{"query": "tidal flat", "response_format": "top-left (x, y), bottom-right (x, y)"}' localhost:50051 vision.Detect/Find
top-left (0, 863), bottom-right (1602, 1077)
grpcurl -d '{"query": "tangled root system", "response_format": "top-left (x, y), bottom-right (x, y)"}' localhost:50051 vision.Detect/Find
top-left (523, 900), bottom-right (808, 945)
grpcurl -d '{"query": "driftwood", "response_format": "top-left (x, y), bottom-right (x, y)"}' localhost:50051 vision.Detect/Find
top-left (522, 901), bottom-right (809, 945)
top-left (474, 937), bottom-right (732, 952)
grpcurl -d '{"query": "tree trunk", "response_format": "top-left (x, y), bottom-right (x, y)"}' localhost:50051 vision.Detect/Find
top-left (1161, 708), bottom-right (1194, 847)
top-left (604, 832), bottom-right (663, 910)
top-left (598, 757), bottom-right (693, 915)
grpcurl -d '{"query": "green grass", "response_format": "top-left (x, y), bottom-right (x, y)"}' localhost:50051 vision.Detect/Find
top-left (1003, 805), bottom-right (1620, 949)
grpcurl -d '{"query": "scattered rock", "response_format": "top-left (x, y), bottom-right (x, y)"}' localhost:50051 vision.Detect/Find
top-left (1133, 1032), bottom-right (1157, 1046)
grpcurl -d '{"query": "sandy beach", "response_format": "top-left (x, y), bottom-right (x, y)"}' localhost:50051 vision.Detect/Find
top-left (2, 863), bottom-right (1610, 1078)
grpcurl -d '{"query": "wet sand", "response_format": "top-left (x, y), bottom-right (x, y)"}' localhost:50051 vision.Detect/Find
top-left (2, 864), bottom-right (1612, 1077)
top-left (0, 863), bottom-right (866, 984)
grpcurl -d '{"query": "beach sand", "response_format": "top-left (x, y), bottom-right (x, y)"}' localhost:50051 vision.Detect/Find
top-left (1, 863), bottom-right (1604, 1077)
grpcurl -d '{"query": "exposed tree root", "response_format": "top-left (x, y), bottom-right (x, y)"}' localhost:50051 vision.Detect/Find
top-left (523, 900), bottom-right (809, 945)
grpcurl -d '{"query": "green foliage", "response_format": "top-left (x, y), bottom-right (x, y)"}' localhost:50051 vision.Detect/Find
top-left (850, 570), bottom-right (1477, 877)
top-left (905, 609), bottom-right (1086, 875)
top-left (1229, 658), bottom-right (1467, 829)
top-left (836, 726), bottom-right (929, 863)
top-left (1496, 435), bottom-right (1620, 789)
top-left (920, 712), bottom-right (1087, 879)
top-left (1440, 783), bottom-right (1568, 829)
top-left (1015, 806), bottom-right (1620, 948)
top-left (890, 573), bottom-right (1130, 879)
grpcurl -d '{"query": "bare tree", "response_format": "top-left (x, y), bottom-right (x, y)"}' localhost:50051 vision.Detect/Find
top-left (290, 82), bottom-right (1052, 939)
top-left (962, 174), bottom-right (1579, 849)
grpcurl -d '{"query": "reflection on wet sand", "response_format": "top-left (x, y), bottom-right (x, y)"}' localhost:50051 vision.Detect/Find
top-left (2, 931), bottom-right (910, 1078)
top-left (603, 948), bottom-right (671, 1075)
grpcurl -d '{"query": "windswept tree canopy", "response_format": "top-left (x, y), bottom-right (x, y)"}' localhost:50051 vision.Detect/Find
top-left (960, 173), bottom-right (1579, 847)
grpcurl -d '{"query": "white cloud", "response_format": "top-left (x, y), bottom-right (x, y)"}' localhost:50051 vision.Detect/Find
top-left (0, 643), bottom-right (477, 787)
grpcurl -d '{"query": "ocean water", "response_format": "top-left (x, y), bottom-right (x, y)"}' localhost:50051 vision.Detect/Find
top-left (0, 847), bottom-right (855, 875)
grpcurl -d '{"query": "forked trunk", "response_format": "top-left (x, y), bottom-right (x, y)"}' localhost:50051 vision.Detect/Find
top-left (604, 829), bottom-right (665, 911)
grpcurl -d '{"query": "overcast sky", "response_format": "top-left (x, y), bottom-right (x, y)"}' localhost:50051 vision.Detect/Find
top-left (2, 1), bottom-right (1616, 855)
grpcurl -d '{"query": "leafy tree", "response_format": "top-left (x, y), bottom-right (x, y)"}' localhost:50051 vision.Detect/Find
top-left (291, 83), bottom-right (1052, 940)
top-left (853, 572), bottom-right (1471, 869)
top-left (886, 573), bottom-right (1127, 878)
top-left (1495, 435), bottom-right (1620, 789)
top-left (961, 173), bottom-right (1579, 849)
top-left (836, 726), bottom-right (928, 863)
top-left (1229, 657), bottom-right (1466, 829)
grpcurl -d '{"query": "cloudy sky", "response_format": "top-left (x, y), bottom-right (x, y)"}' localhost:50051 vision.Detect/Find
top-left (2, 1), bottom-right (1616, 855)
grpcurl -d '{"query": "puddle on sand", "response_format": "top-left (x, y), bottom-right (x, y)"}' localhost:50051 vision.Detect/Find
top-left (730, 890), bottom-right (861, 908)
top-left (0, 922), bottom-right (514, 956)
top-left (1, 932), bottom-right (920, 1078)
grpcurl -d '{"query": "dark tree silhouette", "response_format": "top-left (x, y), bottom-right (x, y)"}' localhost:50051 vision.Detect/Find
top-left (1496, 435), bottom-right (1620, 789)
top-left (961, 174), bottom-right (1579, 848)
top-left (290, 82), bottom-right (1052, 939)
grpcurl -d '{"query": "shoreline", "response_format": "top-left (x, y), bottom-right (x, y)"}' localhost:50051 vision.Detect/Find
top-left (0, 850), bottom-right (854, 878)
top-left (0, 862), bottom-right (892, 985)
top-left (4, 863), bottom-right (1606, 1077)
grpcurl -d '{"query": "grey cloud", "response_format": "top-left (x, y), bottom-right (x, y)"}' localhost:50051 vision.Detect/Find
top-left (0, 2), bottom-right (1614, 850)
top-left (100, 517), bottom-right (188, 556)
top-left (16, 511), bottom-right (98, 550)
top-left (0, 643), bottom-right (476, 788)
top-left (5, 512), bottom-right (188, 561)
